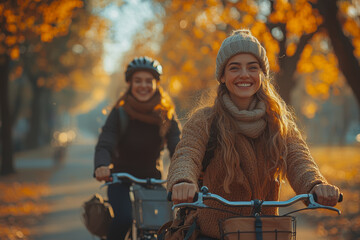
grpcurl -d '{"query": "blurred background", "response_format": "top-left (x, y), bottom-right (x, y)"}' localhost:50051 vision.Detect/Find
top-left (0, 0), bottom-right (359, 239)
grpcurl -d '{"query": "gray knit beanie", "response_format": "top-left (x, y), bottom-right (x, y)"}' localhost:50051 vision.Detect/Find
top-left (215, 29), bottom-right (269, 81)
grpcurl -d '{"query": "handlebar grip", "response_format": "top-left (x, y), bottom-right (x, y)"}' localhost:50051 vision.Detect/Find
top-left (313, 193), bottom-right (343, 202)
top-left (167, 192), bottom-right (198, 202)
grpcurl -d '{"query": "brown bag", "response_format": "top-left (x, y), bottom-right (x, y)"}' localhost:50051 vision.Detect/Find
top-left (82, 193), bottom-right (114, 238)
top-left (219, 215), bottom-right (295, 240)
top-left (157, 208), bottom-right (200, 240)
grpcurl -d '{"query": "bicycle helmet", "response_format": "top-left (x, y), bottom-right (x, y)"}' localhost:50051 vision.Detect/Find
top-left (125, 56), bottom-right (163, 82)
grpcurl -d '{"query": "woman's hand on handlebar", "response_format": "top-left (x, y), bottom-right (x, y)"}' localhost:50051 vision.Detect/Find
top-left (310, 183), bottom-right (340, 206)
top-left (95, 166), bottom-right (112, 182)
top-left (171, 182), bottom-right (198, 205)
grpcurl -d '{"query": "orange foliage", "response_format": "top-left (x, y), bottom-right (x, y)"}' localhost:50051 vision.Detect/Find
top-left (150, 0), bottom-right (263, 102)
top-left (286, 42), bottom-right (297, 56)
top-left (269, 0), bottom-right (323, 37)
top-left (0, 0), bottom-right (83, 59)
top-left (169, 76), bottom-right (183, 95)
top-left (14, 2), bottom-right (110, 113)
top-left (269, 0), bottom-right (291, 23)
top-left (354, 38), bottom-right (360, 57)
top-left (10, 47), bottom-right (19, 59)
top-left (0, 0), bottom-right (113, 119)
top-left (298, 32), bottom-right (343, 100)
top-left (302, 100), bottom-right (318, 119)
top-left (125, 0), bottom-right (359, 110)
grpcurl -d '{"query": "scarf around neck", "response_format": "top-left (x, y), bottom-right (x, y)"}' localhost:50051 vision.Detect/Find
top-left (121, 91), bottom-right (172, 137)
top-left (222, 94), bottom-right (266, 138)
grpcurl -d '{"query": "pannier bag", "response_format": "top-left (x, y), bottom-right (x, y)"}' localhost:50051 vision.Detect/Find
top-left (219, 215), bottom-right (295, 240)
top-left (157, 207), bottom-right (199, 240)
top-left (130, 184), bottom-right (173, 230)
top-left (82, 193), bottom-right (114, 238)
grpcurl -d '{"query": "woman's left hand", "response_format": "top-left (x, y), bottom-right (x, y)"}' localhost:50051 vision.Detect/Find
top-left (310, 183), bottom-right (340, 206)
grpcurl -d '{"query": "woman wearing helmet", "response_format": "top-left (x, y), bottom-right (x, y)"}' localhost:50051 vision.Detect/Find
top-left (94, 56), bottom-right (181, 240)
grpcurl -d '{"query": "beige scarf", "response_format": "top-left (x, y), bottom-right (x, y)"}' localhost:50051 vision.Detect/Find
top-left (221, 93), bottom-right (267, 199)
top-left (222, 94), bottom-right (266, 138)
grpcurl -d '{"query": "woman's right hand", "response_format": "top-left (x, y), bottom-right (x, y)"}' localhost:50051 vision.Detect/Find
top-left (94, 166), bottom-right (111, 182)
top-left (171, 182), bottom-right (198, 204)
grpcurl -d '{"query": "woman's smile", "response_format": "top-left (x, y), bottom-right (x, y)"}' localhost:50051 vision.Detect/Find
top-left (235, 82), bottom-right (253, 87)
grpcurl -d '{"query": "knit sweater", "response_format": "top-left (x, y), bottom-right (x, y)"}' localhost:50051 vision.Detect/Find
top-left (167, 107), bottom-right (327, 239)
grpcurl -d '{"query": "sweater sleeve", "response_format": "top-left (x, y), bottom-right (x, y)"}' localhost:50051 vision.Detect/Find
top-left (166, 108), bottom-right (211, 192)
top-left (94, 107), bottom-right (119, 171)
top-left (286, 134), bottom-right (327, 194)
top-left (165, 117), bottom-right (181, 158)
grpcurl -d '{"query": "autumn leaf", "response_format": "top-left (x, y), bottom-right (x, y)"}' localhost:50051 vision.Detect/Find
top-left (10, 47), bottom-right (19, 59)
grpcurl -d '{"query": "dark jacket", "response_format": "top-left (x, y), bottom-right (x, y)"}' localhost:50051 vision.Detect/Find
top-left (94, 107), bottom-right (181, 179)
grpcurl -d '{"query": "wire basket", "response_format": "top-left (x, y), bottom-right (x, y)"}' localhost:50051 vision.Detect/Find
top-left (219, 215), bottom-right (296, 240)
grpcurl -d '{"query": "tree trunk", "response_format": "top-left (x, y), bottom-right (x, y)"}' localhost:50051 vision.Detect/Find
top-left (0, 54), bottom-right (15, 175)
top-left (11, 77), bottom-right (26, 127)
top-left (25, 84), bottom-right (54, 148)
top-left (276, 68), bottom-right (295, 103)
top-left (42, 88), bottom-right (54, 145)
top-left (267, 21), bottom-right (316, 104)
top-left (276, 32), bottom-right (315, 104)
top-left (316, 0), bottom-right (360, 104)
top-left (25, 78), bottom-right (44, 149)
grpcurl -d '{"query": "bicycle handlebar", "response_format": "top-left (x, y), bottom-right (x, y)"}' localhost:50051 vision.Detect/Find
top-left (100, 172), bottom-right (167, 188)
top-left (171, 186), bottom-right (342, 215)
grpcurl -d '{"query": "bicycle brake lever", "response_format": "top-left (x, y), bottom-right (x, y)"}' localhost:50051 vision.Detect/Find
top-left (308, 194), bottom-right (341, 215)
top-left (171, 192), bottom-right (209, 210)
top-left (100, 175), bottom-right (122, 189)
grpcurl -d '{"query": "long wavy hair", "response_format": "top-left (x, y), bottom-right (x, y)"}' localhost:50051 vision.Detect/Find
top-left (204, 74), bottom-right (301, 193)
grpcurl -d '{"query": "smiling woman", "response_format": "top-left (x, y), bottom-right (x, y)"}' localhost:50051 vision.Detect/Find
top-left (166, 29), bottom-right (341, 240)
top-left (93, 56), bottom-right (181, 240)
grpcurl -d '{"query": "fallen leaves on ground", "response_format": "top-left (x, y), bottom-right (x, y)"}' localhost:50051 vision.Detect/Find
top-left (0, 182), bottom-right (50, 240)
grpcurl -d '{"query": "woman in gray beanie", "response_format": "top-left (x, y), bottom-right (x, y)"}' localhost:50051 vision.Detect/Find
top-left (166, 29), bottom-right (340, 239)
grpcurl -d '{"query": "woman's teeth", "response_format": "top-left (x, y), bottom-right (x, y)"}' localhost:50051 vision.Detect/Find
top-left (237, 83), bottom-right (251, 87)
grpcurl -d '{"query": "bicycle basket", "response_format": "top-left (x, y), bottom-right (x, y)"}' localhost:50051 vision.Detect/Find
top-left (130, 184), bottom-right (173, 230)
top-left (219, 215), bottom-right (296, 240)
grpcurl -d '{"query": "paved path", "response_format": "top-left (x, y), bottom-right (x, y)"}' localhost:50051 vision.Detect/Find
top-left (29, 139), bottom-right (104, 240)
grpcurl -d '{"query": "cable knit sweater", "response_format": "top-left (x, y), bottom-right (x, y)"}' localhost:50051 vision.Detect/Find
top-left (167, 105), bottom-right (327, 239)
